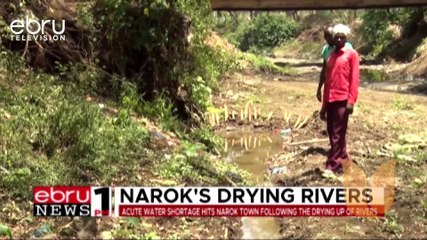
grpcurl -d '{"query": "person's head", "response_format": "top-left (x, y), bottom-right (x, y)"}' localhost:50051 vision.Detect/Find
top-left (332, 24), bottom-right (351, 50)
top-left (323, 25), bottom-right (334, 46)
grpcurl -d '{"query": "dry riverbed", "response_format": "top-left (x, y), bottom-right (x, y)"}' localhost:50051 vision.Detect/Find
top-left (213, 68), bottom-right (427, 239)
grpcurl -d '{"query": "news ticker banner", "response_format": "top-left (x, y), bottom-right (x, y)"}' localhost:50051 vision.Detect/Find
top-left (33, 187), bottom-right (386, 217)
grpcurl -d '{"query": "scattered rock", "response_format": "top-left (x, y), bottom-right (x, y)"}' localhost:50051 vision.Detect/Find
top-left (414, 178), bottom-right (423, 185)
top-left (226, 126), bottom-right (237, 131)
top-left (398, 134), bottom-right (425, 145)
top-left (253, 122), bottom-right (268, 128)
top-left (77, 229), bottom-right (96, 239)
top-left (269, 166), bottom-right (288, 175)
top-left (41, 233), bottom-right (57, 239)
top-left (150, 179), bottom-right (178, 186)
top-left (98, 231), bottom-right (113, 239)
top-left (397, 154), bottom-right (417, 162)
top-left (73, 217), bottom-right (97, 239)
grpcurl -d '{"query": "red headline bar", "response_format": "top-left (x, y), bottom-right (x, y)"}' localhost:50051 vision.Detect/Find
top-left (118, 205), bottom-right (385, 217)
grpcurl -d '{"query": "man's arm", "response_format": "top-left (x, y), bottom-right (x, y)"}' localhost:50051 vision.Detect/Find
top-left (347, 50), bottom-right (360, 112)
top-left (317, 59), bottom-right (327, 102)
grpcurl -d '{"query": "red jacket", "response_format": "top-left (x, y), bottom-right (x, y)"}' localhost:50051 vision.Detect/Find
top-left (322, 46), bottom-right (360, 109)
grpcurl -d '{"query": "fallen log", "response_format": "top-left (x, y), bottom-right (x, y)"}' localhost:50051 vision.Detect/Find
top-left (288, 138), bottom-right (329, 146)
top-left (224, 176), bottom-right (237, 187)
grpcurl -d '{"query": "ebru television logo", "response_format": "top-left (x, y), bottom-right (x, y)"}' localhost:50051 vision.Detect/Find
top-left (33, 187), bottom-right (111, 217)
top-left (9, 15), bottom-right (66, 42)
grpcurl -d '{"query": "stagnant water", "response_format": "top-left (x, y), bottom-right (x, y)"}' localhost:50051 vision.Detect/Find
top-left (220, 131), bottom-right (284, 239)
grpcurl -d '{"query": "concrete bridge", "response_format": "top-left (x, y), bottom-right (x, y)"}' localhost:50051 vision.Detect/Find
top-left (210, 0), bottom-right (427, 10)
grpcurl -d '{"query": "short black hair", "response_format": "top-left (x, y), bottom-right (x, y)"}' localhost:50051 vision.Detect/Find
top-left (324, 25), bottom-right (334, 35)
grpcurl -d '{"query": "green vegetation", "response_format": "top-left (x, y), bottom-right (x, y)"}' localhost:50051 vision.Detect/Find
top-left (392, 95), bottom-right (414, 111)
top-left (0, 50), bottom-right (153, 199)
top-left (267, 8), bottom-right (427, 62)
top-left (382, 211), bottom-right (404, 235)
top-left (235, 13), bottom-right (300, 54)
top-left (0, 1), bottom-right (254, 236)
top-left (360, 69), bottom-right (388, 82)
top-left (0, 0), bottom-right (249, 205)
top-left (358, 8), bottom-right (427, 60)
top-left (157, 140), bottom-right (250, 185)
top-left (214, 12), bottom-right (301, 55)
top-left (273, 39), bottom-right (324, 59)
top-left (0, 2), bottom-right (426, 238)
top-left (240, 52), bottom-right (293, 75)
top-left (0, 224), bottom-right (12, 238)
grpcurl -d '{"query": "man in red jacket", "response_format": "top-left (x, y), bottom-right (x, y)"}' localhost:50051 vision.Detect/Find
top-left (320, 24), bottom-right (360, 177)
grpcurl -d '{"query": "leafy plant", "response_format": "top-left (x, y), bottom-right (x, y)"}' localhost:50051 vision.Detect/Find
top-left (87, 0), bottom-right (228, 124)
top-left (0, 63), bottom-right (150, 198)
top-left (382, 211), bottom-right (404, 234)
top-left (0, 224), bottom-right (12, 239)
top-left (142, 231), bottom-right (161, 240)
top-left (360, 8), bottom-right (427, 59)
top-left (188, 125), bottom-right (223, 152)
top-left (240, 53), bottom-right (292, 75)
top-left (157, 140), bottom-right (249, 185)
top-left (421, 199), bottom-right (427, 218)
top-left (127, 217), bottom-right (142, 227)
top-left (234, 13), bottom-right (301, 54)
top-left (392, 95), bottom-right (413, 111)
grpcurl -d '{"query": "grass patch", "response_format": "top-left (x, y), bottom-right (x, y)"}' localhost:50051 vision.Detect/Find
top-left (382, 210), bottom-right (404, 235)
top-left (157, 140), bottom-right (251, 186)
top-left (360, 69), bottom-right (389, 83)
top-left (273, 39), bottom-right (324, 59)
top-left (239, 52), bottom-right (294, 75)
top-left (392, 95), bottom-right (414, 111)
top-left (0, 78), bottom-right (152, 199)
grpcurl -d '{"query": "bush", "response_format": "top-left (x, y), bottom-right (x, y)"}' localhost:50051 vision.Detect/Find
top-left (234, 13), bottom-right (300, 54)
top-left (0, 50), bottom-right (151, 198)
top-left (88, 0), bottom-right (229, 120)
top-left (0, 83), bottom-right (151, 198)
top-left (360, 8), bottom-right (427, 59)
top-left (157, 140), bottom-right (249, 185)
top-left (239, 52), bottom-right (293, 75)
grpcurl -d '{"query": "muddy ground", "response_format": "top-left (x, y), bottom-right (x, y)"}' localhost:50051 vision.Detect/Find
top-left (213, 64), bottom-right (427, 239)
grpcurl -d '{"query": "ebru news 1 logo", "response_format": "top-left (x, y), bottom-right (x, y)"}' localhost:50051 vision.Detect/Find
top-left (33, 187), bottom-right (111, 217)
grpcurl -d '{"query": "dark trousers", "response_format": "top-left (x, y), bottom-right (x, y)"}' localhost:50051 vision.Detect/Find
top-left (326, 100), bottom-right (349, 172)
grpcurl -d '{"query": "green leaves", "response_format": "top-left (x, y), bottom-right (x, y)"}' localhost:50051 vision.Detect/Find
top-left (0, 224), bottom-right (12, 239)
top-left (191, 76), bottom-right (213, 111)
top-left (143, 231), bottom-right (161, 240)
top-left (0, 73), bottom-right (150, 199)
top-left (126, 217), bottom-right (141, 227)
top-left (360, 8), bottom-right (426, 59)
top-left (234, 13), bottom-right (301, 53)
top-left (33, 223), bottom-right (52, 238)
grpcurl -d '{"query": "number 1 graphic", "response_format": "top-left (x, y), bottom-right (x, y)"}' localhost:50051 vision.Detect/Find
top-left (94, 187), bottom-right (110, 216)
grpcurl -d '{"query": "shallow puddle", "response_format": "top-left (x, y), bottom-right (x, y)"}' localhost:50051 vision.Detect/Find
top-left (220, 131), bottom-right (284, 239)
